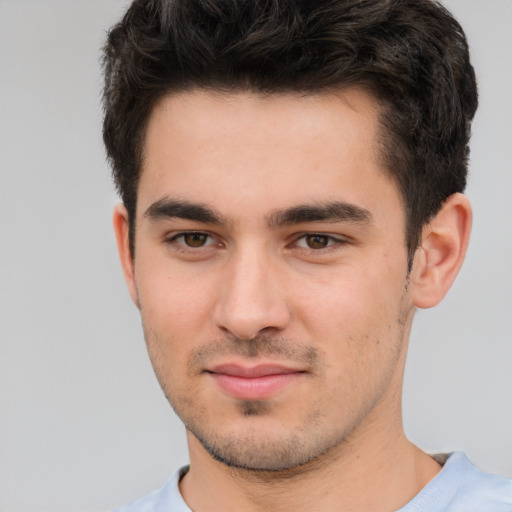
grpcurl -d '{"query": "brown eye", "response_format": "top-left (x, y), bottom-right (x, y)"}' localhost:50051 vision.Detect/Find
top-left (183, 233), bottom-right (209, 247)
top-left (305, 234), bottom-right (330, 249)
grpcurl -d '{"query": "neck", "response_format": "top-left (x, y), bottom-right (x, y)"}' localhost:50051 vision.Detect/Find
top-left (179, 408), bottom-right (441, 512)
top-left (179, 320), bottom-right (441, 511)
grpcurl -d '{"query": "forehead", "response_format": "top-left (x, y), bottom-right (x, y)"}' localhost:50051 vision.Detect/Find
top-left (144, 88), bottom-right (381, 158)
top-left (138, 88), bottom-right (401, 223)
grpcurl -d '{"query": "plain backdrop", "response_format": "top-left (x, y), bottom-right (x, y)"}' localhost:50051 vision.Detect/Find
top-left (0, 1), bottom-right (510, 511)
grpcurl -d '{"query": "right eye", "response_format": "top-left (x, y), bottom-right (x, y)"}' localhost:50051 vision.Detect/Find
top-left (166, 231), bottom-right (217, 249)
top-left (295, 234), bottom-right (338, 250)
top-left (180, 232), bottom-right (211, 247)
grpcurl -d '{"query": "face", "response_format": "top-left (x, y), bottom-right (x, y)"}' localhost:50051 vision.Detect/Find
top-left (120, 89), bottom-right (415, 471)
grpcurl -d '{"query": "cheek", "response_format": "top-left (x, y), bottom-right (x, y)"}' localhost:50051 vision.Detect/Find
top-left (136, 259), bottom-right (217, 331)
top-left (293, 263), bottom-right (408, 367)
top-left (135, 265), bottom-right (219, 380)
top-left (294, 266), bottom-right (393, 331)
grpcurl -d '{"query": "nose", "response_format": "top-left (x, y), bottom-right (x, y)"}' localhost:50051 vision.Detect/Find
top-left (212, 245), bottom-right (291, 340)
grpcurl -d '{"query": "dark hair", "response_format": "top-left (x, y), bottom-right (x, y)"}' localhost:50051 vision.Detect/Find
top-left (102, 0), bottom-right (478, 265)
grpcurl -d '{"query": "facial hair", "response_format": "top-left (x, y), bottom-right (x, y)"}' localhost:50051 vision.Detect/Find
top-left (142, 282), bottom-right (413, 474)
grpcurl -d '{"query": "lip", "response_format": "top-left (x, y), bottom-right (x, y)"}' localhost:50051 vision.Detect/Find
top-left (207, 364), bottom-right (305, 400)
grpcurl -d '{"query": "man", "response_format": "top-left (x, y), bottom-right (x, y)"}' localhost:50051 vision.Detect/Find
top-left (102, 0), bottom-right (511, 510)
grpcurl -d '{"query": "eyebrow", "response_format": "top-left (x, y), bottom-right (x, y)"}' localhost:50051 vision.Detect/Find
top-left (144, 198), bottom-right (372, 227)
top-left (144, 199), bottom-right (227, 225)
top-left (267, 201), bottom-right (372, 227)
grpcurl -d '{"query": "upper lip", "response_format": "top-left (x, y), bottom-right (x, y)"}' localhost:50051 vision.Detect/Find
top-left (207, 363), bottom-right (304, 378)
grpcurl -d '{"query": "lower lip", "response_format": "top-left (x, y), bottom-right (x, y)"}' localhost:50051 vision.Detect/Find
top-left (210, 372), bottom-right (303, 400)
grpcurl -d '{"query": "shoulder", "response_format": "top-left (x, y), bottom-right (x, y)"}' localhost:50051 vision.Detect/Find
top-left (110, 466), bottom-right (191, 512)
top-left (401, 452), bottom-right (512, 512)
top-left (448, 452), bottom-right (512, 510)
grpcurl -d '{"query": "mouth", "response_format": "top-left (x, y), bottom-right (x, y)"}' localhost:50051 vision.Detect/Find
top-left (206, 363), bottom-right (306, 400)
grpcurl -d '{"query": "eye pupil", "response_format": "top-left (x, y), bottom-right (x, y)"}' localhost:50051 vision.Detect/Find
top-left (306, 234), bottom-right (329, 249)
top-left (184, 233), bottom-right (208, 247)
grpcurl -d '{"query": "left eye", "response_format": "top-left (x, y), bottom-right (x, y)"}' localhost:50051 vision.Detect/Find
top-left (295, 234), bottom-right (338, 249)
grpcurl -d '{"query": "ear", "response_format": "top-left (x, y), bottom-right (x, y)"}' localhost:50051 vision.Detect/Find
top-left (410, 193), bottom-right (472, 309)
top-left (112, 203), bottom-right (140, 308)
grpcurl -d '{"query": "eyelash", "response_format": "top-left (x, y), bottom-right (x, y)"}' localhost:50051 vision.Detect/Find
top-left (165, 231), bottom-right (218, 252)
top-left (293, 233), bottom-right (346, 251)
top-left (164, 231), bottom-right (347, 254)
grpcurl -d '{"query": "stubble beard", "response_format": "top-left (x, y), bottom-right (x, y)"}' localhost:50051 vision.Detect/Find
top-left (143, 284), bottom-right (413, 474)
top-left (184, 397), bottom-right (350, 473)
top-left (147, 332), bottom-right (348, 473)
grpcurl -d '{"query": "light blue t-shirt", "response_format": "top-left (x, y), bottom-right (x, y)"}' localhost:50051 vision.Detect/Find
top-left (112, 452), bottom-right (512, 511)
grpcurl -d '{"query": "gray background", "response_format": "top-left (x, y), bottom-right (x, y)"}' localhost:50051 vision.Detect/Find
top-left (0, 1), bottom-right (510, 510)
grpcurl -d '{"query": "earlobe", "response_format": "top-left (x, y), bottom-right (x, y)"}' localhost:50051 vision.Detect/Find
top-left (411, 193), bottom-right (472, 309)
top-left (112, 203), bottom-right (140, 308)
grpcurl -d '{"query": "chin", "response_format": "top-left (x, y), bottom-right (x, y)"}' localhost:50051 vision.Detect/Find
top-left (186, 419), bottom-right (344, 473)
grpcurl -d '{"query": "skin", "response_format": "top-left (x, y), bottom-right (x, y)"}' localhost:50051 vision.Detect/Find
top-left (114, 88), bottom-right (472, 511)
